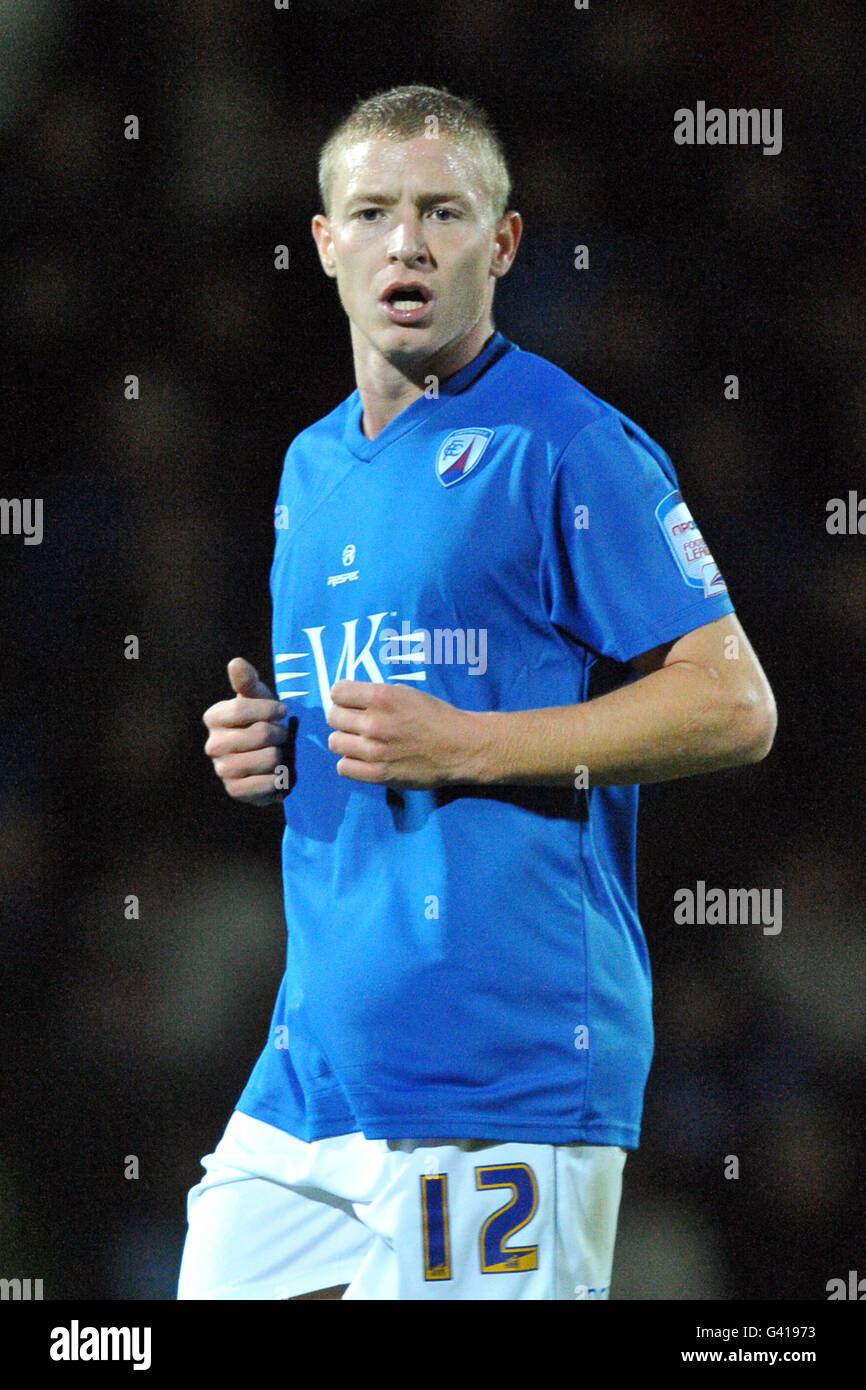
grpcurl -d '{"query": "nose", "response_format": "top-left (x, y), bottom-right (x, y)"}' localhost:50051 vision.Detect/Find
top-left (386, 211), bottom-right (429, 264)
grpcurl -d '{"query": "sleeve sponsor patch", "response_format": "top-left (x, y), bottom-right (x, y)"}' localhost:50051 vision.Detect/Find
top-left (655, 489), bottom-right (728, 597)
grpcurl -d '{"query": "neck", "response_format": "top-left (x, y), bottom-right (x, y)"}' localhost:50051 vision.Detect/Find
top-left (352, 316), bottom-right (495, 440)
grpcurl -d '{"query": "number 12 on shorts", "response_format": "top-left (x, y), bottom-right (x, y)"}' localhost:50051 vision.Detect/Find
top-left (420, 1163), bottom-right (539, 1281)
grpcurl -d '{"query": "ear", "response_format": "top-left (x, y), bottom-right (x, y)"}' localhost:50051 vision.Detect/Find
top-left (312, 214), bottom-right (338, 278)
top-left (490, 210), bottom-right (522, 279)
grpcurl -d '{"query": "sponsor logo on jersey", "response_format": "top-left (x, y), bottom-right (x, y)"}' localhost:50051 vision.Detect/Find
top-left (655, 489), bottom-right (728, 596)
top-left (275, 611), bottom-right (487, 713)
top-left (435, 428), bottom-right (494, 487)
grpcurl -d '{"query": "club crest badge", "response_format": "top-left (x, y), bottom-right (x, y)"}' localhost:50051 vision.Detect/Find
top-left (435, 428), bottom-right (494, 487)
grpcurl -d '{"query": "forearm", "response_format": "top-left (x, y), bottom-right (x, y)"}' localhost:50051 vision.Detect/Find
top-left (463, 662), bottom-right (773, 788)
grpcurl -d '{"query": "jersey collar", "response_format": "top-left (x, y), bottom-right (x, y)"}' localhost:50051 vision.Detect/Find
top-left (342, 330), bottom-right (516, 460)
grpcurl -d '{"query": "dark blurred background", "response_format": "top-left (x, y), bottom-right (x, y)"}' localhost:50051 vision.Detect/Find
top-left (2, 0), bottom-right (864, 1300)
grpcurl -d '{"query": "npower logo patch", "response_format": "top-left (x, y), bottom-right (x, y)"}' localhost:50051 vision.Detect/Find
top-left (435, 428), bottom-right (494, 487)
top-left (655, 489), bottom-right (728, 597)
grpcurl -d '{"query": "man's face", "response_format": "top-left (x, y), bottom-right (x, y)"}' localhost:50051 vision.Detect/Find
top-left (313, 134), bottom-right (509, 368)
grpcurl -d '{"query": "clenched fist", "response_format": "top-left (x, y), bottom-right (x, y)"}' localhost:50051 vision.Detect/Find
top-left (203, 658), bottom-right (290, 805)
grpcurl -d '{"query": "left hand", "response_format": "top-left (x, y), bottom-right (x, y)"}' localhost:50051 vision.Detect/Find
top-left (326, 680), bottom-right (479, 788)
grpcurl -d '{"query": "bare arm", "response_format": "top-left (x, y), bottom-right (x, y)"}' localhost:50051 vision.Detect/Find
top-left (465, 614), bottom-right (777, 788)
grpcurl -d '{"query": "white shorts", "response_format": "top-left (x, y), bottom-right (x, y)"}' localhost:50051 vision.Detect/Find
top-left (177, 1110), bottom-right (627, 1301)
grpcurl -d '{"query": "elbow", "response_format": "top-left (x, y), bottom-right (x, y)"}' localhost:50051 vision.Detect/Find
top-left (732, 688), bottom-right (778, 764)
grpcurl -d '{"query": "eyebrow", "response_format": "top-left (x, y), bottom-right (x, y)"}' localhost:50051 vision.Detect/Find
top-left (343, 191), bottom-right (473, 210)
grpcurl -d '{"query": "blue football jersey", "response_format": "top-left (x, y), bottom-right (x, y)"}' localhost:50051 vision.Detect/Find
top-left (236, 329), bottom-right (735, 1146)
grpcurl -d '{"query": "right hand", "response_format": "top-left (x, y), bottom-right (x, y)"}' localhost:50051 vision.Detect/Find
top-left (203, 658), bottom-right (289, 805)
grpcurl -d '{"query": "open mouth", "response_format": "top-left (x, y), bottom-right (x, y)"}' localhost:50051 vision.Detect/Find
top-left (380, 284), bottom-right (434, 324)
top-left (385, 286), bottom-right (429, 308)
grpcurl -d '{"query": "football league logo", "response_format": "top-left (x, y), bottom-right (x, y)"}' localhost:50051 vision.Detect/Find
top-left (435, 428), bottom-right (494, 487)
top-left (655, 489), bottom-right (728, 597)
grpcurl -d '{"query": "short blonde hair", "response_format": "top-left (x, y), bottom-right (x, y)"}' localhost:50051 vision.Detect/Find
top-left (318, 84), bottom-right (511, 221)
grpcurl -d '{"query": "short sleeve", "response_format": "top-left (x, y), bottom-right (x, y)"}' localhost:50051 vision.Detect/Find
top-left (538, 414), bottom-right (736, 663)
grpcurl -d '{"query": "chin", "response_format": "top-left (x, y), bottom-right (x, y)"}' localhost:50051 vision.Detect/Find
top-left (379, 331), bottom-right (437, 365)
